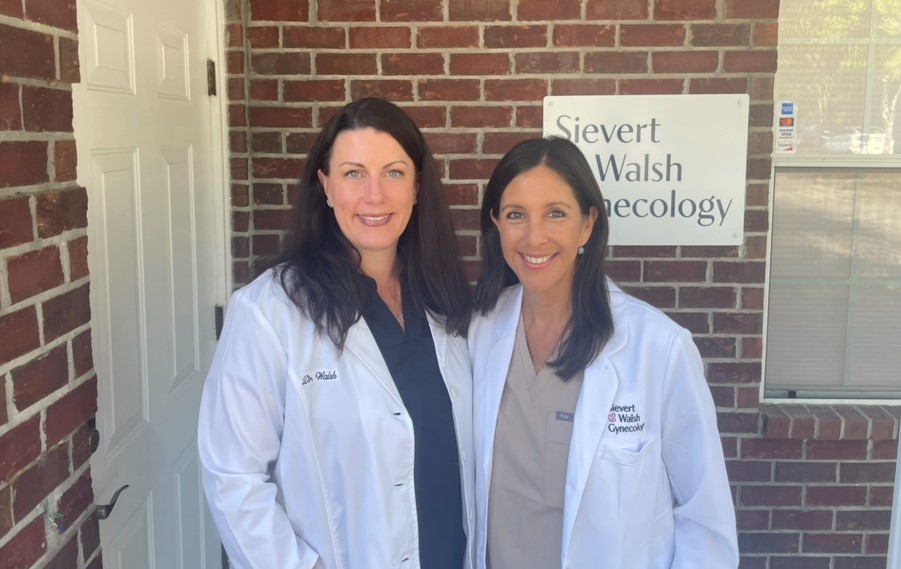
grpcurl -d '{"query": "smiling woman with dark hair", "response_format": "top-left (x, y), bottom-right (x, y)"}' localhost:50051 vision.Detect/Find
top-left (198, 98), bottom-right (474, 569)
top-left (470, 136), bottom-right (738, 569)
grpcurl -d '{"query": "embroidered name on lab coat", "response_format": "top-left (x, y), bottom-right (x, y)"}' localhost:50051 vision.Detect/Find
top-left (301, 369), bottom-right (338, 386)
top-left (607, 403), bottom-right (645, 434)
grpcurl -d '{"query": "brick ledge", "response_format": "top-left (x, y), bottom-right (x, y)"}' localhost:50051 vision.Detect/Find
top-left (761, 404), bottom-right (901, 440)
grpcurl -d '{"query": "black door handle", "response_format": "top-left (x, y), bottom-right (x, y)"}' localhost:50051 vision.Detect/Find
top-left (95, 484), bottom-right (129, 520)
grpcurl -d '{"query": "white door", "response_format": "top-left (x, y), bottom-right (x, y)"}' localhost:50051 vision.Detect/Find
top-left (73, 0), bottom-right (228, 565)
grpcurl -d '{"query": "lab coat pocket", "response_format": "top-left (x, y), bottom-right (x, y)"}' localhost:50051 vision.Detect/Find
top-left (600, 438), bottom-right (653, 466)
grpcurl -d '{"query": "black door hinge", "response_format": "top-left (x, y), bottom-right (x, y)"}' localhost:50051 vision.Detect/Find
top-left (215, 304), bottom-right (224, 339)
top-left (207, 59), bottom-right (217, 96)
top-left (86, 418), bottom-right (100, 453)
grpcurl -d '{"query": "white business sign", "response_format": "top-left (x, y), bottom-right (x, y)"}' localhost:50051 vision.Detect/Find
top-left (543, 94), bottom-right (749, 245)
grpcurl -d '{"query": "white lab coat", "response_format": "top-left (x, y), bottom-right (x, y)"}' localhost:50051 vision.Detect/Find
top-left (469, 282), bottom-right (738, 569)
top-left (198, 270), bottom-right (475, 569)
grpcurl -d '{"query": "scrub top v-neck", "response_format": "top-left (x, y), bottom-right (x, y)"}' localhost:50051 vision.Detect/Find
top-left (487, 315), bottom-right (584, 569)
top-left (362, 281), bottom-right (466, 569)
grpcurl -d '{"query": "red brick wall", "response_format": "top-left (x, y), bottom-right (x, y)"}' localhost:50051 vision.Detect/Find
top-left (0, 2), bottom-right (101, 568)
top-left (225, 0), bottom-right (899, 567)
top-left (225, 0), bottom-right (777, 284)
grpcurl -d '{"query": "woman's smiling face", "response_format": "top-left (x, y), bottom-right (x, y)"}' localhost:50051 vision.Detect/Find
top-left (318, 128), bottom-right (417, 263)
top-left (493, 164), bottom-right (596, 297)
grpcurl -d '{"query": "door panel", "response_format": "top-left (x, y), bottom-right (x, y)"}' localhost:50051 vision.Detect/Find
top-left (161, 145), bottom-right (200, 393)
top-left (108, 499), bottom-right (152, 568)
top-left (82, 1), bottom-right (135, 94)
top-left (157, 29), bottom-right (189, 101)
top-left (90, 150), bottom-right (149, 454)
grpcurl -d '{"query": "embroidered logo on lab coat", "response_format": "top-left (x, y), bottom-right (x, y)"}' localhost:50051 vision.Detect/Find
top-left (301, 369), bottom-right (338, 386)
top-left (607, 403), bottom-right (645, 434)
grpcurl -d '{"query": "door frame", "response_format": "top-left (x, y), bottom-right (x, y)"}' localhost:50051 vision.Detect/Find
top-left (202, 0), bottom-right (232, 562)
top-left (203, 0), bottom-right (233, 303)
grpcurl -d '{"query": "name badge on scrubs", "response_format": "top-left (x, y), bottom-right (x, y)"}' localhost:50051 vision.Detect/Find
top-left (547, 411), bottom-right (575, 444)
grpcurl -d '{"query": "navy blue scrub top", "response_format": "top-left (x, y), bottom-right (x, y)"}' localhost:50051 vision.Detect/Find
top-left (362, 280), bottom-right (466, 569)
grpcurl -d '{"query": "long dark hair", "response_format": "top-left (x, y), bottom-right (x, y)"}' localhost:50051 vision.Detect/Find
top-left (273, 98), bottom-right (471, 348)
top-left (475, 137), bottom-right (613, 380)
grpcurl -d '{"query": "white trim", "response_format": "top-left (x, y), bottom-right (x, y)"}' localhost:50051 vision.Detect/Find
top-left (773, 156), bottom-right (901, 168)
top-left (760, 396), bottom-right (901, 405)
top-left (205, 0), bottom-right (232, 301)
top-left (202, 0), bottom-right (229, 566)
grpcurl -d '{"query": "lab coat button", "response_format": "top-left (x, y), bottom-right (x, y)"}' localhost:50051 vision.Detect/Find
top-left (450, 387), bottom-right (458, 398)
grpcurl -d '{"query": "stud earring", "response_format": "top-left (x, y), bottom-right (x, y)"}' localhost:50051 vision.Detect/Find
top-left (326, 198), bottom-right (333, 207)
top-left (578, 246), bottom-right (585, 255)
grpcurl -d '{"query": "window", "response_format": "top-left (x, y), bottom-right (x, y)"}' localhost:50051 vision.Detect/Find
top-left (776, 0), bottom-right (901, 156)
top-left (766, 0), bottom-right (901, 398)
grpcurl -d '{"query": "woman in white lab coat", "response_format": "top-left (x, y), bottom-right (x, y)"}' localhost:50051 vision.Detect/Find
top-left (469, 137), bottom-right (738, 569)
top-left (198, 98), bottom-right (475, 569)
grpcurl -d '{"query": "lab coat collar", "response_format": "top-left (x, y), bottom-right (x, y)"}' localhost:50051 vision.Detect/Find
top-left (343, 312), bottom-right (451, 406)
top-left (344, 318), bottom-right (403, 405)
top-left (477, 286), bottom-right (523, 475)
top-left (426, 312), bottom-right (449, 378)
top-left (484, 280), bottom-right (628, 346)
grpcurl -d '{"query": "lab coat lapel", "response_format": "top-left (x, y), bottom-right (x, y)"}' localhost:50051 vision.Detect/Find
top-left (561, 284), bottom-right (629, 562)
top-left (344, 318), bottom-right (404, 404)
top-left (477, 287), bottom-right (522, 477)
top-left (426, 314), bottom-right (448, 379)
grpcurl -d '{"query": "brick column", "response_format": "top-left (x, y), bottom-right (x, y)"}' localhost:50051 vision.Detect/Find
top-left (0, 1), bottom-right (101, 567)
